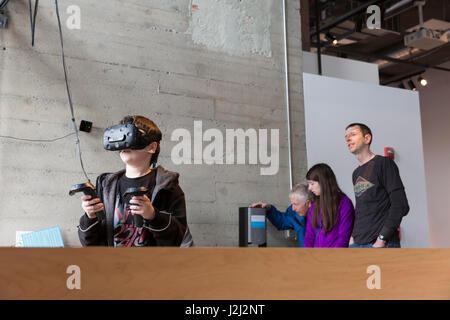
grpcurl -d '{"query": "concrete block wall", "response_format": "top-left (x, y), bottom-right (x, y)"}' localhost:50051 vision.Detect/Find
top-left (0, 0), bottom-right (306, 247)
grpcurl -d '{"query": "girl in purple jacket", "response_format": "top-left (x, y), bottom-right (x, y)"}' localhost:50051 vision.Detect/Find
top-left (304, 163), bottom-right (355, 248)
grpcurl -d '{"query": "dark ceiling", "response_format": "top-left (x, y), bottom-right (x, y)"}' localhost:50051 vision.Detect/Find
top-left (307, 0), bottom-right (450, 85)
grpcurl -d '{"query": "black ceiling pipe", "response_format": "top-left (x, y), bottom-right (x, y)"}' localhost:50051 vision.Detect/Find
top-left (381, 69), bottom-right (426, 86)
top-left (310, 0), bottom-right (390, 38)
top-left (384, 0), bottom-right (416, 20)
top-left (315, 0), bottom-right (322, 75)
top-left (318, 45), bottom-right (450, 72)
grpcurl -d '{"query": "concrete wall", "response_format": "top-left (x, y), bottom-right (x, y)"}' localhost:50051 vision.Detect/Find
top-left (418, 65), bottom-right (450, 248)
top-left (0, 0), bottom-right (305, 247)
top-left (304, 73), bottom-right (430, 248)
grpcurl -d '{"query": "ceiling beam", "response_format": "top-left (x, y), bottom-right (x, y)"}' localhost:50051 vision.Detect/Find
top-left (380, 68), bottom-right (426, 85)
top-left (310, 0), bottom-right (390, 38)
top-left (320, 45), bottom-right (450, 72)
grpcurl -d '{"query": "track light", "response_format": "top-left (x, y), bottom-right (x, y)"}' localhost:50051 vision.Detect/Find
top-left (408, 79), bottom-right (417, 91)
top-left (325, 32), bottom-right (338, 46)
top-left (418, 76), bottom-right (428, 87)
top-left (398, 82), bottom-right (406, 89)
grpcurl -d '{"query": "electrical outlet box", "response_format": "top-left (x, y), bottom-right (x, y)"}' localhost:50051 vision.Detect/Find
top-left (79, 120), bottom-right (93, 133)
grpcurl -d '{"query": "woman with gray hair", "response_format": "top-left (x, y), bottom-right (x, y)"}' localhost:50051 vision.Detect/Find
top-left (250, 184), bottom-right (314, 247)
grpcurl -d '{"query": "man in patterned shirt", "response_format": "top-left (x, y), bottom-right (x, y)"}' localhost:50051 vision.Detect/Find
top-left (345, 123), bottom-right (409, 248)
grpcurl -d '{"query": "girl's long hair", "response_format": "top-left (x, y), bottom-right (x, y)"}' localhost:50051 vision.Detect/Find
top-left (306, 163), bottom-right (343, 233)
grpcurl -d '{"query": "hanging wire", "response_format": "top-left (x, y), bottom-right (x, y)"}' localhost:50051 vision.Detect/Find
top-left (0, 132), bottom-right (75, 142)
top-left (54, 0), bottom-right (91, 183)
top-left (28, 0), bottom-right (39, 46)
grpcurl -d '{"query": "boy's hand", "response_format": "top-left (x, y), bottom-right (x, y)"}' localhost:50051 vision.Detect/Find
top-left (129, 195), bottom-right (155, 221)
top-left (81, 195), bottom-right (104, 219)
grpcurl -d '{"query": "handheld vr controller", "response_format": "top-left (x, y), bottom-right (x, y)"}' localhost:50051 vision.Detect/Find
top-left (124, 187), bottom-right (149, 228)
top-left (69, 182), bottom-right (105, 221)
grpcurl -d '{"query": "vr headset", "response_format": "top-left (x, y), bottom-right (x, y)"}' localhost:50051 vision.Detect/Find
top-left (103, 119), bottom-right (157, 151)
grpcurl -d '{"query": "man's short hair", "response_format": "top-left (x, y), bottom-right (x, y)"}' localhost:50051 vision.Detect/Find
top-left (289, 183), bottom-right (314, 203)
top-left (346, 122), bottom-right (373, 145)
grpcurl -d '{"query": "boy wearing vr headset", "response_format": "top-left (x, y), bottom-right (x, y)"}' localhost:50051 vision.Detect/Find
top-left (78, 115), bottom-right (193, 247)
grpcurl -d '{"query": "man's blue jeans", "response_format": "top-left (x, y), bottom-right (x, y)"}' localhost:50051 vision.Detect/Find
top-left (349, 241), bottom-right (401, 248)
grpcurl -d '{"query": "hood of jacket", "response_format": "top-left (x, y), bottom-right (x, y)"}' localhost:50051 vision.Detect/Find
top-left (100, 165), bottom-right (179, 201)
top-left (97, 165), bottom-right (180, 246)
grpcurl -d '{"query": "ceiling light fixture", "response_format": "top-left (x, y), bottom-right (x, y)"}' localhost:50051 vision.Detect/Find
top-left (418, 76), bottom-right (428, 87)
top-left (325, 32), bottom-right (338, 46)
top-left (408, 79), bottom-right (417, 91)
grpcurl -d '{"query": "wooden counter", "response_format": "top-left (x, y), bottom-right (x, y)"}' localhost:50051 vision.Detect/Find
top-left (1, 248), bottom-right (449, 299)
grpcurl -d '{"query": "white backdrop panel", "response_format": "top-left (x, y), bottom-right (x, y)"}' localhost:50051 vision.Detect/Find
top-left (303, 73), bottom-right (429, 248)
